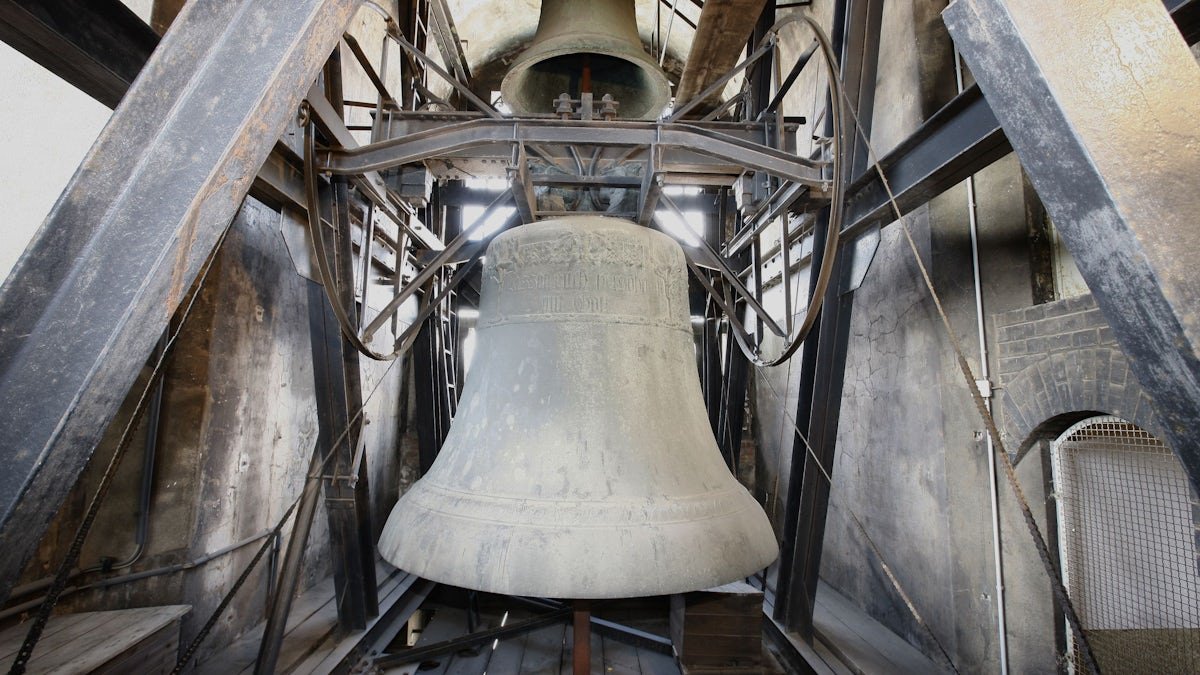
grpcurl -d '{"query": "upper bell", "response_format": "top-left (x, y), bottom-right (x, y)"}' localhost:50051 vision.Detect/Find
top-left (500, 0), bottom-right (672, 120)
top-left (378, 216), bottom-right (777, 599)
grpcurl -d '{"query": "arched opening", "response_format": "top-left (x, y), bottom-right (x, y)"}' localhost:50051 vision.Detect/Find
top-left (1050, 415), bottom-right (1200, 673)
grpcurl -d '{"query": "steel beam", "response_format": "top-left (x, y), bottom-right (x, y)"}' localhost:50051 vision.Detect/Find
top-left (945, 0), bottom-right (1200, 491)
top-left (0, 0), bottom-right (359, 601)
top-left (325, 119), bottom-right (824, 186)
top-left (839, 0), bottom-right (1197, 241)
top-left (0, 0), bottom-right (158, 109)
top-left (318, 58), bottom-right (381, 625)
top-left (310, 278), bottom-right (379, 631)
top-left (774, 0), bottom-right (878, 636)
top-left (427, 0), bottom-right (471, 86)
top-left (839, 83), bottom-right (1008, 239)
top-left (0, 1), bottom-right (344, 232)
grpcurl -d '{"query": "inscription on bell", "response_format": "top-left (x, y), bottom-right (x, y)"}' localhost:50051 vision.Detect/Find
top-left (500, 270), bottom-right (667, 295)
top-left (481, 218), bottom-right (688, 329)
top-left (541, 294), bottom-right (608, 313)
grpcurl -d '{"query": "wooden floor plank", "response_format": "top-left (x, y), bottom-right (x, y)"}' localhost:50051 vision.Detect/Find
top-left (813, 583), bottom-right (945, 674)
top-left (589, 627), bottom-right (604, 674)
top-left (17, 612), bottom-right (117, 670)
top-left (0, 612), bottom-right (88, 661)
top-left (0, 606), bottom-right (189, 674)
top-left (600, 635), bottom-right (641, 675)
top-left (443, 637), bottom-right (490, 674)
top-left (518, 623), bottom-right (566, 675)
top-left (11, 609), bottom-right (155, 671)
top-left (199, 576), bottom-right (339, 675)
top-left (635, 645), bottom-right (681, 675)
top-left (94, 622), bottom-right (181, 675)
top-left (481, 632), bottom-right (527, 675)
top-left (291, 569), bottom-right (413, 675)
top-left (55, 606), bottom-right (188, 673)
top-left (0, 614), bottom-right (89, 662)
top-left (557, 617), bottom-right (606, 675)
top-left (396, 605), bottom-right (467, 675)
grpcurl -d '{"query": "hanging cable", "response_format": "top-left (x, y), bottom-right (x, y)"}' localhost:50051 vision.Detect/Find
top-left (7, 224), bottom-right (234, 675)
top-left (831, 70), bottom-right (1102, 675)
top-left (173, 348), bottom-right (403, 673)
top-left (757, 375), bottom-right (962, 674)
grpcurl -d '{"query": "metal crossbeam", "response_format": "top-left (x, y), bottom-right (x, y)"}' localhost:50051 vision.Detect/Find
top-left (839, 83), bottom-right (1007, 239)
top-left (323, 118), bottom-right (826, 186)
top-left (838, 0), bottom-right (1198, 241)
top-left (0, 0), bottom-right (360, 602)
top-left (0, 0), bottom-right (158, 108)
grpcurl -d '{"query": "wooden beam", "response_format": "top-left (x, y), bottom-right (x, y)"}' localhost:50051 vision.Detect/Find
top-left (674, 0), bottom-right (769, 117)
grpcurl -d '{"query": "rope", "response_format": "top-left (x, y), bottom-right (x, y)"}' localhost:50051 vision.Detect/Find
top-left (833, 78), bottom-right (1101, 675)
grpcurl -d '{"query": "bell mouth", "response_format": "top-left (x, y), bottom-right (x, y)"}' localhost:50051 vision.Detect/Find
top-left (501, 49), bottom-right (671, 120)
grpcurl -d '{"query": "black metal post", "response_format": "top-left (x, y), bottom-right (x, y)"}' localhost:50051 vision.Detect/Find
top-left (773, 0), bottom-right (881, 636)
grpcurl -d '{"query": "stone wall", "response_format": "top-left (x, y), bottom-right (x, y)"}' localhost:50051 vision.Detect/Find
top-left (993, 293), bottom-right (1163, 453)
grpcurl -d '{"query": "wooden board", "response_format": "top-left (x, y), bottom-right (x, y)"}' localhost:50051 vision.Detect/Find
top-left (671, 582), bottom-right (763, 673)
top-left (601, 634), bottom-right (642, 675)
top-left (0, 605), bottom-right (189, 675)
top-left (674, 0), bottom-right (771, 114)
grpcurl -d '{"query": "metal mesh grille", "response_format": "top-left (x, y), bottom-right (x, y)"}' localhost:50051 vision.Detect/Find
top-left (1052, 416), bottom-right (1200, 674)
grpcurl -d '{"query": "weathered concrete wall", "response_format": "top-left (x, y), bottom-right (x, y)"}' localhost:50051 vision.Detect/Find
top-left (13, 197), bottom-right (408, 665)
top-left (753, 1), bottom-right (1072, 672)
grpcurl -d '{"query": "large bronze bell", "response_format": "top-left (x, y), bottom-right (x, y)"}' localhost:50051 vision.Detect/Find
top-left (499, 0), bottom-right (672, 120)
top-left (378, 216), bottom-right (777, 598)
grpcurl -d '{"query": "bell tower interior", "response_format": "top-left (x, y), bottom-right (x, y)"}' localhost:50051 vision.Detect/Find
top-left (0, 1), bottom-right (1198, 673)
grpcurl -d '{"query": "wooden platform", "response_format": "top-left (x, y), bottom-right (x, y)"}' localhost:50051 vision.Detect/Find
top-left (0, 605), bottom-right (190, 674)
top-left (670, 581), bottom-right (764, 673)
top-left (384, 602), bottom-right (683, 675)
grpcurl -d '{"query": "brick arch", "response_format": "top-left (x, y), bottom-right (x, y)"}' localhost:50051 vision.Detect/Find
top-left (996, 346), bottom-right (1164, 459)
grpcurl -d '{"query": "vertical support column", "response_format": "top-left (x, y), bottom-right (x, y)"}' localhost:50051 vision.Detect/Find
top-left (693, 199), bottom-right (726, 452)
top-left (774, 0), bottom-right (882, 635)
top-left (413, 320), bottom-right (442, 475)
top-left (311, 48), bottom-right (379, 632)
top-left (413, 183), bottom-right (461, 473)
top-left (944, 0), bottom-right (1200, 491)
top-left (719, 193), bottom-right (752, 473)
top-left (309, 281), bottom-right (379, 632)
